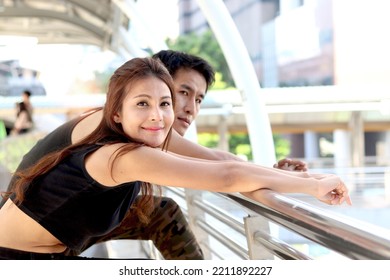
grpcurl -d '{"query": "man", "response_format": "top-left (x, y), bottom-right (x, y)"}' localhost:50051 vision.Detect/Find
top-left (1, 50), bottom-right (306, 260)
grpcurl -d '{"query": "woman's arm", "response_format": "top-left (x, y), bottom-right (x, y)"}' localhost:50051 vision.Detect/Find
top-left (92, 145), bottom-right (350, 205)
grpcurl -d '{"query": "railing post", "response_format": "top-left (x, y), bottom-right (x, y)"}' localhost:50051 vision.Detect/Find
top-left (244, 215), bottom-right (274, 260)
top-left (184, 189), bottom-right (212, 259)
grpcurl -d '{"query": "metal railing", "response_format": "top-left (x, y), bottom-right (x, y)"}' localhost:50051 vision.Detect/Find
top-left (160, 185), bottom-right (390, 260)
top-left (227, 191), bottom-right (390, 259)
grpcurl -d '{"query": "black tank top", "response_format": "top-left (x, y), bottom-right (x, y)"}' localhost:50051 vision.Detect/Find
top-left (0, 116), bottom-right (80, 208)
top-left (11, 144), bottom-right (141, 251)
top-left (12, 115), bottom-right (79, 173)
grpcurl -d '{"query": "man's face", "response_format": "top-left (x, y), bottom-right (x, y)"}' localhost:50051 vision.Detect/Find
top-left (172, 68), bottom-right (207, 136)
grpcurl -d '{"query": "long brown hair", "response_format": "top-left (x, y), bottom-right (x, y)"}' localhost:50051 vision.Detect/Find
top-left (9, 57), bottom-right (175, 223)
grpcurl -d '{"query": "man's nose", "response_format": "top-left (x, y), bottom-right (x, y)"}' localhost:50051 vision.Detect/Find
top-left (184, 100), bottom-right (196, 114)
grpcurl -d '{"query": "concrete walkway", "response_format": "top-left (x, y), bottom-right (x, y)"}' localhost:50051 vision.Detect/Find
top-left (81, 240), bottom-right (150, 259)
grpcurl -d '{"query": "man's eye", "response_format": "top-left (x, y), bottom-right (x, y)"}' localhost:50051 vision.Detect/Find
top-left (180, 91), bottom-right (188, 96)
top-left (196, 98), bottom-right (203, 104)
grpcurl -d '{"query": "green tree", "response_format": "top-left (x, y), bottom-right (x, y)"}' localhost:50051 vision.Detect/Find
top-left (196, 132), bottom-right (290, 162)
top-left (273, 134), bottom-right (291, 160)
top-left (229, 133), bottom-right (252, 160)
top-left (167, 30), bottom-right (234, 88)
top-left (197, 133), bottom-right (219, 148)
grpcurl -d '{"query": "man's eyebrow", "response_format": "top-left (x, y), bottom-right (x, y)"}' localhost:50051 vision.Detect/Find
top-left (179, 84), bottom-right (192, 91)
top-left (179, 84), bottom-right (205, 98)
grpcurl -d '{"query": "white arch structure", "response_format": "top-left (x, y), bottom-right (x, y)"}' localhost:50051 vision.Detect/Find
top-left (195, 0), bottom-right (275, 165)
top-left (0, 0), bottom-right (275, 165)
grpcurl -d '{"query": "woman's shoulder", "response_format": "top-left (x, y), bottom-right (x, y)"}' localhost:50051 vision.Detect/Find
top-left (71, 108), bottom-right (103, 143)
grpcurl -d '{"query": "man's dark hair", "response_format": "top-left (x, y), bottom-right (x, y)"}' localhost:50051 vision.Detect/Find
top-left (152, 50), bottom-right (215, 91)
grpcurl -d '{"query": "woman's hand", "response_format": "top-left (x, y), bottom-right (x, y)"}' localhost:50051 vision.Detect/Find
top-left (273, 158), bottom-right (308, 172)
top-left (314, 174), bottom-right (352, 205)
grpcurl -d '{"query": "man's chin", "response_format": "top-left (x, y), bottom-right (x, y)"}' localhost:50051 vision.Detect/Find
top-left (173, 125), bottom-right (187, 136)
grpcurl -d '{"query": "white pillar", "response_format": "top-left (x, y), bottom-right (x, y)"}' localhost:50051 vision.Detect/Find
top-left (349, 111), bottom-right (365, 167)
top-left (385, 131), bottom-right (390, 163)
top-left (217, 115), bottom-right (229, 152)
top-left (383, 131), bottom-right (390, 202)
top-left (304, 130), bottom-right (319, 161)
top-left (333, 129), bottom-right (351, 168)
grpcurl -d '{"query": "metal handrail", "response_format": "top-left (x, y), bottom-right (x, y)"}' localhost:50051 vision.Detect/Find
top-left (165, 187), bottom-right (390, 259)
top-left (253, 230), bottom-right (312, 260)
top-left (192, 198), bottom-right (245, 235)
top-left (223, 191), bottom-right (390, 259)
top-left (195, 218), bottom-right (248, 259)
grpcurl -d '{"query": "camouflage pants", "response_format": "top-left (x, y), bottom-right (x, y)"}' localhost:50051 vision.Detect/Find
top-left (66, 196), bottom-right (204, 260)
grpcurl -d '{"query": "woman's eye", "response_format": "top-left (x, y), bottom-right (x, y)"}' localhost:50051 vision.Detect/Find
top-left (161, 101), bottom-right (171, 107)
top-left (137, 101), bottom-right (148, 107)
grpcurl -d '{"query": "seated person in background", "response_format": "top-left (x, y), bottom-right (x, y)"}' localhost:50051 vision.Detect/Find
top-left (10, 90), bottom-right (34, 135)
top-left (11, 102), bottom-right (33, 135)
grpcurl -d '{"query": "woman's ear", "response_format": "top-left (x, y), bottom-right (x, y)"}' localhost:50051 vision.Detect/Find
top-left (113, 113), bottom-right (121, 123)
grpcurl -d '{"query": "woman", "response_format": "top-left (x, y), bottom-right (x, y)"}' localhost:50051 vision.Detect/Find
top-left (0, 57), bottom-right (351, 259)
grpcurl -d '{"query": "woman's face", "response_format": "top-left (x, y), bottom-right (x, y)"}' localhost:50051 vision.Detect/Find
top-left (114, 76), bottom-right (174, 148)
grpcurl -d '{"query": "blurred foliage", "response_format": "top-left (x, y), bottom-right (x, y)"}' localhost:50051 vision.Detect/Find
top-left (197, 132), bottom-right (291, 162)
top-left (167, 30), bottom-right (235, 88)
top-left (273, 134), bottom-right (291, 160)
top-left (0, 132), bottom-right (45, 173)
top-left (197, 133), bottom-right (219, 149)
top-left (229, 133), bottom-right (252, 160)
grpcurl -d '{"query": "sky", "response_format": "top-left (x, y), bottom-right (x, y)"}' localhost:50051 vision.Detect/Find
top-left (136, 0), bottom-right (179, 40)
top-left (0, 0), bottom-right (180, 97)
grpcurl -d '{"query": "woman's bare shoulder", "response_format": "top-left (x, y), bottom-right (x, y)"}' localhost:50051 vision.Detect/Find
top-left (71, 109), bottom-right (103, 143)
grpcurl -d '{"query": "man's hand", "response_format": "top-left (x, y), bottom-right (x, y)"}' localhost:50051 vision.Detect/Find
top-left (273, 158), bottom-right (308, 172)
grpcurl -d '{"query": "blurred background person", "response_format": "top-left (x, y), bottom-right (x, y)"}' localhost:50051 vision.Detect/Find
top-left (10, 90), bottom-right (34, 135)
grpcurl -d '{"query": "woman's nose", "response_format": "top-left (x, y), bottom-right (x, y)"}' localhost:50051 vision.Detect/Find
top-left (150, 108), bottom-right (162, 121)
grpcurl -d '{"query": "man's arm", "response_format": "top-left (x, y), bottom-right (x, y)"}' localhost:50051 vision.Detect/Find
top-left (168, 129), bottom-right (308, 171)
top-left (168, 129), bottom-right (244, 161)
